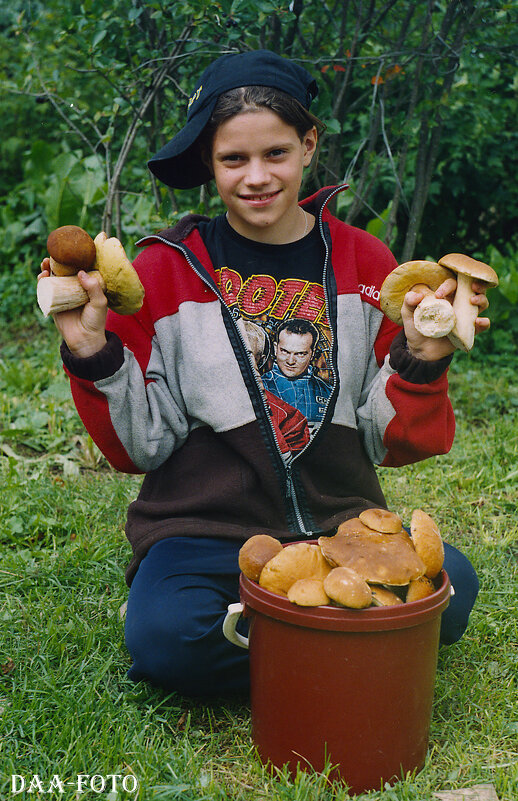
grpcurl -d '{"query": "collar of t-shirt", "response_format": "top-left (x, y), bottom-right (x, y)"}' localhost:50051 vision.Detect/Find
top-left (198, 213), bottom-right (324, 284)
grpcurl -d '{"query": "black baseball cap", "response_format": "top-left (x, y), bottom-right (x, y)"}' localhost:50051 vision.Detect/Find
top-left (148, 49), bottom-right (318, 190)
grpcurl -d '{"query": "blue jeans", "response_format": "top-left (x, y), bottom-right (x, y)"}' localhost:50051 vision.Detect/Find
top-left (125, 537), bottom-right (478, 697)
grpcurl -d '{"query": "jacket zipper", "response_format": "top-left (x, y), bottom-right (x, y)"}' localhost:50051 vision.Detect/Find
top-left (285, 463), bottom-right (307, 532)
top-left (147, 184), bottom-right (347, 536)
top-left (148, 236), bottom-right (308, 530)
top-left (276, 185), bottom-right (346, 528)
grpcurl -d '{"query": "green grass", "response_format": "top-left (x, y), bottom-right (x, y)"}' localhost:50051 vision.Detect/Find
top-left (1, 320), bottom-right (517, 800)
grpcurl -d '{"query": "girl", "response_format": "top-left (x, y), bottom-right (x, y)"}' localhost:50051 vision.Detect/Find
top-left (43, 50), bottom-right (489, 697)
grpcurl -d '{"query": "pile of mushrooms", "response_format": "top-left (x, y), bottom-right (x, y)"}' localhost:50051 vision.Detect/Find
top-left (37, 225), bottom-right (144, 317)
top-left (379, 254), bottom-right (498, 352)
top-left (238, 508), bottom-right (445, 609)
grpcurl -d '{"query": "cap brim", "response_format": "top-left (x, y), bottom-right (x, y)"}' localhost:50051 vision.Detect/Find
top-left (148, 102), bottom-right (214, 190)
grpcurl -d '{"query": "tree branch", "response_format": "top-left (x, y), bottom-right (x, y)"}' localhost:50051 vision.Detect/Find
top-left (102, 22), bottom-right (194, 235)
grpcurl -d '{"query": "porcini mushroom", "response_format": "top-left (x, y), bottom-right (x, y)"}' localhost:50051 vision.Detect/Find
top-left (359, 508), bottom-right (403, 534)
top-left (38, 228), bottom-right (144, 317)
top-left (438, 253), bottom-right (499, 352)
top-left (406, 576), bottom-right (436, 603)
top-left (380, 260), bottom-right (456, 338)
top-left (287, 578), bottom-right (330, 607)
top-left (335, 517), bottom-right (374, 537)
top-left (238, 534), bottom-right (283, 583)
top-left (46, 225), bottom-right (97, 275)
top-left (319, 530), bottom-right (425, 586)
top-left (410, 509), bottom-right (444, 579)
top-left (370, 585), bottom-right (404, 607)
top-left (259, 542), bottom-right (331, 596)
top-left (323, 567), bottom-right (373, 609)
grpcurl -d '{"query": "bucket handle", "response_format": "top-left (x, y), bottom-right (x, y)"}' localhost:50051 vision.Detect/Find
top-left (223, 603), bottom-right (249, 649)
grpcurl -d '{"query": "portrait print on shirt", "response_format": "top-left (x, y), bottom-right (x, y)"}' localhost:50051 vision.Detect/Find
top-left (200, 213), bottom-right (334, 455)
top-left (217, 269), bottom-right (334, 455)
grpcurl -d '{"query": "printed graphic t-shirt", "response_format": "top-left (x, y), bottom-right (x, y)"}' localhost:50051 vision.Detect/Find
top-left (198, 214), bottom-right (335, 454)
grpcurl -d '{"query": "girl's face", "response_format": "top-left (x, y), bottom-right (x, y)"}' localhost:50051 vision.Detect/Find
top-left (209, 109), bottom-right (317, 244)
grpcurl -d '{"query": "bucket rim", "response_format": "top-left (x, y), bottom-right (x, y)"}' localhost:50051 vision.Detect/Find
top-left (240, 569), bottom-right (451, 632)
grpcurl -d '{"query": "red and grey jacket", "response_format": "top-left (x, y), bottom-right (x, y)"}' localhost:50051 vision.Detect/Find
top-left (61, 186), bottom-right (455, 584)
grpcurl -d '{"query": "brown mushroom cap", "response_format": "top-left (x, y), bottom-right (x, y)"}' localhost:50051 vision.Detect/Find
top-left (336, 517), bottom-right (374, 537)
top-left (410, 509), bottom-right (445, 579)
top-left (324, 567), bottom-right (373, 609)
top-left (406, 576), bottom-right (436, 603)
top-left (47, 225), bottom-right (97, 274)
top-left (438, 253), bottom-right (499, 287)
top-left (287, 578), bottom-right (330, 607)
top-left (359, 508), bottom-right (403, 534)
top-left (238, 534), bottom-right (283, 583)
top-left (319, 530), bottom-right (425, 586)
top-left (259, 542), bottom-right (331, 596)
top-left (437, 253), bottom-right (498, 351)
top-left (379, 261), bottom-right (455, 326)
top-left (370, 585), bottom-right (404, 607)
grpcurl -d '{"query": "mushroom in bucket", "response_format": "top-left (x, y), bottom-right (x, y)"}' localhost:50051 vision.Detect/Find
top-left (235, 506), bottom-right (446, 609)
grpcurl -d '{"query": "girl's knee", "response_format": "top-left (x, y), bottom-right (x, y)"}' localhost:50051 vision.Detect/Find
top-left (125, 607), bottom-right (202, 691)
top-left (440, 542), bottom-right (479, 645)
top-left (125, 604), bottom-right (248, 696)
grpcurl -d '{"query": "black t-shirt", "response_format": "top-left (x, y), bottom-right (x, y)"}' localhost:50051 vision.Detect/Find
top-left (198, 214), bottom-right (334, 452)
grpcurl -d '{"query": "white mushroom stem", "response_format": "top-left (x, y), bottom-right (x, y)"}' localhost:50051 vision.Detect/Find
top-left (411, 283), bottom-right (456, 339)
top-left (49, 255), bottom-right (83, 277)
top-left (37, 271), bottom-right (106, 317)
top-left (447, 274), bottom-right (480, 352)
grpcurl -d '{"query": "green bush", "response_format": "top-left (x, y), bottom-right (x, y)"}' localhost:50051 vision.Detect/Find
top-left (470, 241), bottom-right (518, 361)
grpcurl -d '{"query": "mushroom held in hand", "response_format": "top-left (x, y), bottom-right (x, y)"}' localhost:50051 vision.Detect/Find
top-left (438, 253), bottom-right (499, 352)
top-left (93, 232), bottom-right (145, 315)
top-left (380, 260), bottom-right (456, 338)
top-left (38, 227), bottom-right (144, 317)
top-left (46, 225), bottom-right (97, 275)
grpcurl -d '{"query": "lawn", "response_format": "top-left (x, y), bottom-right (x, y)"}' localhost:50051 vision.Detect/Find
top-left (1, 319), bottom-right (517, 801)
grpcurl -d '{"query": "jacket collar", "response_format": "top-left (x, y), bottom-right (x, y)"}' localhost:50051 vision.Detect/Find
top-left (300, 184), bottom-right (349, 220)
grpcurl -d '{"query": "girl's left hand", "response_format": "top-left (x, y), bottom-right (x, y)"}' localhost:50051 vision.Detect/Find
top-left (401, 278), bottom-right (490, 361)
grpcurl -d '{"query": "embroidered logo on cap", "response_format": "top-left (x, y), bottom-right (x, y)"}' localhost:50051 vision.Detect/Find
top-left (187, 85), bottom-right (203, 111)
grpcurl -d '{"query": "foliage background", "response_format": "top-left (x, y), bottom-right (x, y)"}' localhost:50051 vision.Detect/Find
top-left (1, 0), bottom-right (517, 353)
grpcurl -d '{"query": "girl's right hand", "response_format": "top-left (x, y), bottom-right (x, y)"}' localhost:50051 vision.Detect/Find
top-left (39, 259), bottom-right (108, 357)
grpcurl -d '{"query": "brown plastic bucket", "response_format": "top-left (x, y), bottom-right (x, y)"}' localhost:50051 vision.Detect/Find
top-left (224, 567), bottom-right (450, 794)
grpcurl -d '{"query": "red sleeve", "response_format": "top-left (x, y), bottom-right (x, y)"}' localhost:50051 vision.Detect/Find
top-left (381, 371), bottom-right (455, 466)
top-left (66, 368), bottom-right (144, 474)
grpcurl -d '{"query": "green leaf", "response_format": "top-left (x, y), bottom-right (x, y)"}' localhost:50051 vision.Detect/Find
top-left (324, 118), bottom-right (341, 135)
top-left (91, 27), bottom-right (107, 48)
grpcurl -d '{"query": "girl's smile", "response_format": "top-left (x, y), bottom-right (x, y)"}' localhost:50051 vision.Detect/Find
top-left (210, 109), bottom-right (317, 244)
top-left (238, 190), bottom-right (282, 204)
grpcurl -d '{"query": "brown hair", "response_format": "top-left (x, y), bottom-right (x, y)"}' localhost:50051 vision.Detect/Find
top-left (276, 318), bottom-right (319, 349)
top-left (199, 85), bottom-right (325, 161)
